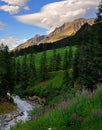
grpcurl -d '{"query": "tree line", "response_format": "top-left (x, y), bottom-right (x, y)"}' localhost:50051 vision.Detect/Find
top-left (0, 44), bottom-right (14, 98)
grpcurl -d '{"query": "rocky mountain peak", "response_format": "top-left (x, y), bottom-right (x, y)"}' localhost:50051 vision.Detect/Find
top-left (14, 18), bottom-right (95, 51)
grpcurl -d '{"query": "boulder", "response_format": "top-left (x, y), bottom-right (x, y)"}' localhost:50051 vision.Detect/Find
top-left (28, 96), bottom-right (45, 105)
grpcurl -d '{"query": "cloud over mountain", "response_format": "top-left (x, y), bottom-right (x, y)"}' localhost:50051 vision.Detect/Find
top-left (15, 0), bottom-right (99, 33)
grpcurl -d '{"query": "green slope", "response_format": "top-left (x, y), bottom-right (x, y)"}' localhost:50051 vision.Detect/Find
top-left (12, 85), bottom-right (102, 130)
top-left (16, 46), bottom-right (77, 69)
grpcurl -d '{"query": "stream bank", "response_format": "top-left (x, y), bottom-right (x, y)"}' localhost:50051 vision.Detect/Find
top-left (0, 95), bottom-right (42, 130)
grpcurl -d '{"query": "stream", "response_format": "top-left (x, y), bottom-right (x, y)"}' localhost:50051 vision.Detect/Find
top-left (0, 95), bottom-right (35, 130)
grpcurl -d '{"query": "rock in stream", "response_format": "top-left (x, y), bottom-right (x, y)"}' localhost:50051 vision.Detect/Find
top-left (0, 95), bottom-right (35, 130)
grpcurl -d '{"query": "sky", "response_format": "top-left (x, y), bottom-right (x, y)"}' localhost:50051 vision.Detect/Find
top-left (0, 0), bottom-right (100, 49)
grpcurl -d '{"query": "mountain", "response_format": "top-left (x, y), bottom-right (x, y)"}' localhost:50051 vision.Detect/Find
top-left (14, 35), bottom-right (46, 50)
top-left (47, 18), bottom-right (95, 42)
top-left (14, 18), bottom-right (95, 51)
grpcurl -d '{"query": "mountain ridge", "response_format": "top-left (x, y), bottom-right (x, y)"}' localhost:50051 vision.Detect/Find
top-left (14, 18), bottom-right (95, 51)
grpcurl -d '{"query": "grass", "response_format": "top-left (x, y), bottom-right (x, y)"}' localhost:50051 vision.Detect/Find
top-left (0, 101), bottom-right (16, 115)
top-left (14, 70), bottom-right (66, 104)
top-left (11, 85), bottom-right (102, 130)
top-left (15, 46), bottom-right (77, 100)
top-left (24, 70), bottom-right (65, 104)
top-left (24, 69), bottom-right (73, 105)
top-left (16, 46), bottom-right (77, 69)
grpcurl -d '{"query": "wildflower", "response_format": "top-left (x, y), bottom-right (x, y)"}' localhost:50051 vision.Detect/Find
top-left (71, 113), bottom-right (77, 120)
top-left (77, 116), bottom-right (82, 122)
top-left (87, 91), bottom-right (95, 100)
top-left (71, 113), bottom-right (82, 123)
top-left (73, 100), bottom-right (78, 106)
top-left (92, 109), bottom-right (101, 116)
top-left (51, 105), bottom-right (55, 110)
top-left (81, 90), bottom-right (88, 97)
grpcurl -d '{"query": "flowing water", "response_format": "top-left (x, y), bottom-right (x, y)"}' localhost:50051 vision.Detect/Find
top-left (0, 95), bottom-right (34, 130)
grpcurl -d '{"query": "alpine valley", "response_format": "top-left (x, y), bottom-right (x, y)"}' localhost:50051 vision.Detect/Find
top-left (0, 1), bottom-right (102, 130)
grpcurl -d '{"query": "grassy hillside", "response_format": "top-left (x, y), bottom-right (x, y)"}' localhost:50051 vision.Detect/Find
top-left (12, 84), bottom-right (102, 130)
top-left (15, 70), bottom-right (71, 105)
top-left (25, 70), bottom-right (66, 104)
top-left (16, 46), bottom-right (77, 69)
top-left (14, 46), bottom-right (76, 103)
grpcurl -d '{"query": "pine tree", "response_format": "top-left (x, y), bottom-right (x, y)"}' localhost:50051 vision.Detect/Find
top-left (73, 48), bottom-right (79, 82)
top-left (40, 51), bottom-right (48, 81)
top-left (49, 49), bottom-right (57, 72)
top-left (68, 46), bottom-right (73, 68)
top-left (52, 49), bottom-right (57, 71)
top-left (21, 54), bottom-right (29, 89)
top-left (63, 69), bottom-right (70, 86)
top-left (15, 59), bottom-right (21, 85)
top-left (0, 44), bottom-right (14, 97)
top-left (63, 50), bottom-right (69, 70)
top-left (29, 53), bottom-right (36, 86)
top-left (96, 0), bottom-right (102, 22)
top-left (93, 23), bottom-right (102, 81)
top-left (55, 53), bottom-right (61, 71)
top-left (75, 43), bottom-right (97, 90)
top-left (63, 47), bottom-right (73, 70)
top-left (49, 56), bottom-right (53, 72)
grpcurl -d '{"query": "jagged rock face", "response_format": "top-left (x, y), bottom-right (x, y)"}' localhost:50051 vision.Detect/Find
top-left (47, 18), bottom-right (95, 42)
top-left (14, 18), bottom-right (95, 50)
top-left (14, 35), bottom-right (46, 50)
top-left (31, 35), bottom-right (46, 45)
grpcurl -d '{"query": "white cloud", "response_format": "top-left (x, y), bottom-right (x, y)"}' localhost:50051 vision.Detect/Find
top-left (0, 22), bottom-right (5, 30)
top-left (1, 0), bottom-right (28, 7)
top-left (23, 6), bottom-right (30, 10)
top-left (15, 0), bottom-right (100, 33)
top-left (0, 5), bottom-right (20, 14)
top-left (0, 36), bottom-right (27, 50)
top-left (0, 0), bottom-right (29, 14)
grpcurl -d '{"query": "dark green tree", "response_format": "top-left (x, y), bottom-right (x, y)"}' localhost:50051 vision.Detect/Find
top-left (28, 53), bottom-right (36, 86)
top-left (63, 46), bottom-right (73, 70)
top-left (0, 44), bottom-right (14, 97)
top-left (49, 49), bottom-right (57, 71)
top-left (96, 0), bottom-right (102, 22)
top-left (15, 59), bottom-right (21, 85)
top-left (74, 43), bottom-right (97, 90)
top-left (55, 53), bottom-right (61, 71)
top-left (68, 46), bottom-right (73, 68)
top-left (63, 69), bottom-right (70, 86)
top-left (40, 51), bottom-right (48, 81)
top-left (52, 49), bottom-right (57, 71)
top-left (73, 48), bottom-right (80, 82)
top-left (21, 54), bottom-right (29, 89)
top-left (93, 23), bottom-right (102, 81)
top-left (49, 56), bottom-right (53, 72)
top-left (63, 50), bottom-right (69, 70)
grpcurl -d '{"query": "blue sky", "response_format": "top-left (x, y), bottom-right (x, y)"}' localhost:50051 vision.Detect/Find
top-left (0, 0), bottom-right (100, 49)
